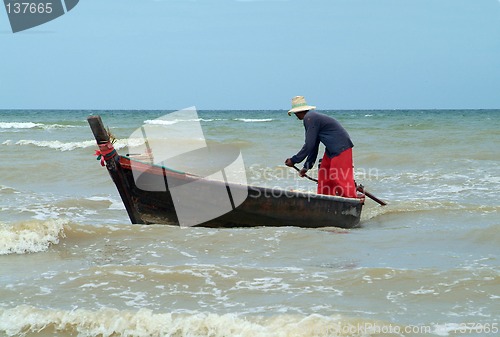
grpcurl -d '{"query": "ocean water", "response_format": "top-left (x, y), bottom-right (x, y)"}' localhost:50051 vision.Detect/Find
top-left (0, 109), bottom-right (498, 337)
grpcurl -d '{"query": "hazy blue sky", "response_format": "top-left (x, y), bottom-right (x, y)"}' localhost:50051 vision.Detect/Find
top-left (1, 0), bottom-right (499, 110)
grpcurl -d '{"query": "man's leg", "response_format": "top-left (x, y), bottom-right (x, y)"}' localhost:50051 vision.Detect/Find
top-left (330, 148), bottom-right (357, 198)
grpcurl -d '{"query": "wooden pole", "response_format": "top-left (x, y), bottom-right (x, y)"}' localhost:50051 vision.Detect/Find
top-left (356, 184), bottom-right (387, 206)
top-left (87, 115), bottom-right (109, 145)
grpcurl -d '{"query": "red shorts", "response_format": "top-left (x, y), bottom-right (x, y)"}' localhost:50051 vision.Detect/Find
top-left (317, 148), bottom-right (357, 198)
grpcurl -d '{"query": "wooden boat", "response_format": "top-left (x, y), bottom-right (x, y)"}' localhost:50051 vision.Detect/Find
top-left (87, 115), bottom-right (365, 228)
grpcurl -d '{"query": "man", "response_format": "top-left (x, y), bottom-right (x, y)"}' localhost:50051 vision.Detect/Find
top-left (285, 96), bottom-right (357, 198)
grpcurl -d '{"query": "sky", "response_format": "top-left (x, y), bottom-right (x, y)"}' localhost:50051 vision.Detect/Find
top-left (1, 0), bottom-right (499, 110)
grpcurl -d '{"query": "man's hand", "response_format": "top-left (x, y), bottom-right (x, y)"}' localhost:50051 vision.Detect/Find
top-left (285, 159), bottom-right (308, 178)
top-left (285, 158), bottom-right (294, 167)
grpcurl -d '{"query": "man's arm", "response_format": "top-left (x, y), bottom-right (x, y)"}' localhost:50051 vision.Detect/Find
top-left (302, 138), bottom-right (320, 170)
top-left (290, 120), bottom-right (320, 169)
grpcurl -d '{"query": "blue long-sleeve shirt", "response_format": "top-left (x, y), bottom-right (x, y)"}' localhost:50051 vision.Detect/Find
top-left (291, 111), bottom-right (354, 170)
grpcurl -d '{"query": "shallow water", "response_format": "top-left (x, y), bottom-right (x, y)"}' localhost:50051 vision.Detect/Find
top-left (0, 109), bottom-right (498, 336)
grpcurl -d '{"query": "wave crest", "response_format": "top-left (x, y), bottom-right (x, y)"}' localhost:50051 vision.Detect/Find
top-left (0, 122), bottom-right (43, 129)
top-left (0, 305), bottom-right (416, 337)
top-left (0, 219), bottom-right (67, 255)
top-left (6, 138), bottom-right (138, 152)
top-left (0, 122), bottom-right (78, 130)
top-left (14, 140), bottom-right (96, 151)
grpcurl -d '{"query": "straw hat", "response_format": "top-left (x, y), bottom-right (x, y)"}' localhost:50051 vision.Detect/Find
top-left (288, 96), bottom-right (316, 116)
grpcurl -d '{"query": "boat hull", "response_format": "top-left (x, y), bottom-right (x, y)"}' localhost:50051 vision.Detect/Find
top-left (117, 156), bottom-right (363, 228)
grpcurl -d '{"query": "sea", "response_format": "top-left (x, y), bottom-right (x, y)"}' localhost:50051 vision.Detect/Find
top-left (0, 109), bottom-right (498, 337)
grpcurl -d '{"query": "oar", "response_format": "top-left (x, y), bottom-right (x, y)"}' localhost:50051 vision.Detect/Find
top-left (292, 165), bottom-right (318, 183)
top-left (291, 165), bottom-right (387, 206)
top-left (356, 184), bottom-right (387, 206)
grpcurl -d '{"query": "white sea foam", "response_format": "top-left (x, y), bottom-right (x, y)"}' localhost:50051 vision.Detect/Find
top-left (0, 219), bottom-right (67, 255)
top-left (79, 282), bottom-right (110, 289)
top-left (144, 118), bottom-right (215, 125)
top-left (85, 196), bottom-right (113, 202)
top-left (409, 287), bottom-right (437, 295)
top-left (0, 122), bottom-right (43, 129)
top-left (11, 138), bottom-right (134, 152)
top-left (86, 196), bottom-right (125, 210)
top-left (0, 305), bottom-right (412, 337)
top-left (122, 137), bottom-right (145, 148)
top-left (234, 118), bottom-right (274, 122)
top-left (0, 122), bottom-right (78, 130)
top-left (15, 139), bottom-right (96, 151)
top-left (144, 119), bottom-right (178, 125)
top-left (0, 306), bottom-right (250, 337)
top-left (109, 199), bottom-right (126, 210)
top-left (0, 185), bottom-right (19, 194)
top-left (43, 124), bottom-right (79, 129)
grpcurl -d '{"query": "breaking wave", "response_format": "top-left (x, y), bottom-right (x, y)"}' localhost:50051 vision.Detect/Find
top-left (13, 139), bottom-right (97, 151)
top-left (0, 305), bottom-right (457, 337)
top-left (0, 122), bottom-right (43, 129)
top-left (0, 122), bottom-right (78, 130)
top-left (0, 219), bottom-right (68, 255)
top-left (3, 138), bottom-right (143, 152)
